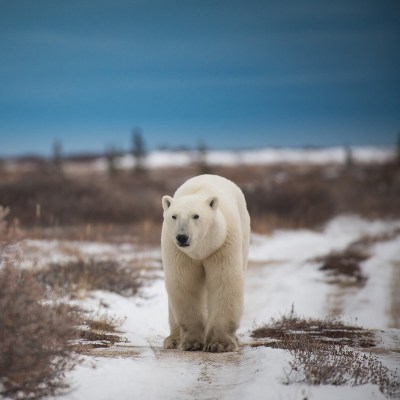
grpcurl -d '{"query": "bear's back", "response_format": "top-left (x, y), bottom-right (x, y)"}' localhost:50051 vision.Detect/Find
top-left (174, 174), bottom-right (249, 233)
top-left (174, 174), bottom-right (242, 202)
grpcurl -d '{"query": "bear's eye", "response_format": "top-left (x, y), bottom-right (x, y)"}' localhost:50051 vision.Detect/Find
top-left (172, 215), bottom-right (177, 220)
top-left (193, 214), bottom-right (199, 220)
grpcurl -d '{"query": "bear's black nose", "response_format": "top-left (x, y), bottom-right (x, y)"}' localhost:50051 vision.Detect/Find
top-left (176, 234), bottom-right (189, 247)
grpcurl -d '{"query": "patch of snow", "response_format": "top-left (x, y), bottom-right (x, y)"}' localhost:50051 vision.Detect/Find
top-left (242, 261), bottom-right (329, 331)
top-left (66, 351), bottom-right (202, 400)
top-left (305, 384), bottom-right (386, 400)
top-left (341, 236), bottom-right (400, 329)
top-left (10, 239), bottom-right (160, 271)
top-left (86, 146), bottom-right (395, 172)
top-left (250, 215), bottom-right (400, 263)
top-left (9, 215), bottom-right (397, 400)
top-left (65, 345), bottom-right (386, 400)
top-left (81, 279), bottom-right (169, 348)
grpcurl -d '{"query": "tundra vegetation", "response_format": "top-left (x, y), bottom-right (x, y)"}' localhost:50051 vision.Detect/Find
top-left (0, 156), bottom-right (399, 398)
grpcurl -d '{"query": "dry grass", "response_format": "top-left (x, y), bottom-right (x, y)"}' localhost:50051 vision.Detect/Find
top-left (0, 173), bottom-right (161, 227)
top-left (243, 169), bottom-right (336, 230)
top-left (86, 314), bottom-right (123, 333)
top-left (0, 257), bottom-right (131, 396)
top-left (79, 329), bottom-right (123, 348)
top-left (1, 161), bottom-right (399, 236)
top-left (0, 210), bottom-right (136, 397)
top-left (351, 227), bottom-right (400, 248)
top-left (0, 264), bottom-right (79, 400)
top-left (251, 309), bottom-right (375, 349)
top-left (78, 315), bottom-right (126, 350)
top-left (313, 227), bottom-right (400, 288)
top-left (33, 259), bottom-right (142, 297)
top-left (251, 310), bottom-right (400, 397)
top-left (283, 334), bottom-right (400, 397)
top-left (1, 160), bottom-right (399, 397)
top-left (314, 248), bottom-right (369, 286)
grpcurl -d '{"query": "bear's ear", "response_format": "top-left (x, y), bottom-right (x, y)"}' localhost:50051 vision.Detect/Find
top-left (162, 195), bottom-right (173, 211)
top-left (207, 196), bottom-right (219, 210)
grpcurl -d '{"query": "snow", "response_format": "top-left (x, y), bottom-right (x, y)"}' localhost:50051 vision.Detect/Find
top-left (89, 146), bottom-right (395, 172)
top-left (64, 348), bottom-right (388, 400)
top-left (8, 239), bottom-right (161, 272)
top-left (66, 347), bottom-right (292, 400)
top-left (66, 352), bottom-right (202, 400)
top-left (15, 215), bottom-right (397, 400)
top-left (242, 261), bottom-right (330, 329)
top-left (250, 215), bottom-right (400, 263)
top-left (81, 280), bottom-right (169, 348)
top-left (341, 237), bottom-right (400, 329)
top-left (244, 216), bottom-right (400, 328)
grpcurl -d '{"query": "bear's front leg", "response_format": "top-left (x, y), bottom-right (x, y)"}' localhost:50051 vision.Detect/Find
top-left (179, 322), bottom-right (205, 351)
top-left (203, 252), bottom-right (244, 353)
top-left (163, 248), bottom-right (206, 351)
top-left (166, 290), bottom-right (205, 351)
top-left (163, 304), bottom-right (180, 349)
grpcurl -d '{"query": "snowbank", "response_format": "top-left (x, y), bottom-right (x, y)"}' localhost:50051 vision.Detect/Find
top-left (91, 146), bottom-right (395, 171)
top-left (14, 215), bottom-right (398, 400)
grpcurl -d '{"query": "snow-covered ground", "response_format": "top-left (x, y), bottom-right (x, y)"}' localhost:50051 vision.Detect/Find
top-left (2, 216), bottom-right (400, 400)
top-left (8, 215), bottom-right (399, 399)
top-left (4, 146), bottom-right (395, 175)
top-left (93, 146), bottom-right (395, 171)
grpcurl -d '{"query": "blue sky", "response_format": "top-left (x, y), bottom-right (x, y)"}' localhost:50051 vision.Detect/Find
top-left (0, 0), bottom-right (399, 156)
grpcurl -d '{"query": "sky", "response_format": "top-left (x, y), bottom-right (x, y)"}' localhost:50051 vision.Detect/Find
top-left (0, 0), bottom-right (399, 156)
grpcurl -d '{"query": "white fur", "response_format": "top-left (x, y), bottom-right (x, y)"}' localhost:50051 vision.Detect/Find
top-left (161, 174), bottom-right (250, 352)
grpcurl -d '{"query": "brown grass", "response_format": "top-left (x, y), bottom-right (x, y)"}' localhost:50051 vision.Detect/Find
top-left (243, 170), bottom-right (336, 230)
top-left (315, 248), bottom-right (369, 286)
top-left (0, 173), bottom-right (161, 227)
top-left (78, 329), bottom-right (124, 349)
top-left (33, 259), bottom-right (142, 297)
top-left (313, 227), bottom-right (400, 288)
top-left (251, 311), bottom-right (400, 397)
top-left (77, 315), bottom-right (126, 350)
top-left (86, 315), bottom-right (122, 333)
top-left (283, 334), bottom-right (400, 397)
top-left (0, 264), bottom-right (79, 399)
top-left (1, 161), bottom-right (400, 237)
top-left (251, 311), bottom-right (376, 349)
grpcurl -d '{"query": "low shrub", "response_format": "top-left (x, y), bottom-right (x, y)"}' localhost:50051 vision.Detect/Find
top-left (0, 264), bottom-right (79, 399)
top-left (251, 311), bottom-right (400, 397)
top-left (34, 259), bottom-right (142, 297)
top-left (284, 334), bottom-right (400, 397)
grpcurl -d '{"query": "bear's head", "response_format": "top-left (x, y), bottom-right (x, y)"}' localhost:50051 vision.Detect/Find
top-left (162, 194), bottom-right (226, 259)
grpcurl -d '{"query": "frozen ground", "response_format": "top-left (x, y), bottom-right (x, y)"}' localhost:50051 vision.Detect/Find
top-left (93, 146), bottom-right (394, 171)
top-left (10, 215), bottom-right (399, 400)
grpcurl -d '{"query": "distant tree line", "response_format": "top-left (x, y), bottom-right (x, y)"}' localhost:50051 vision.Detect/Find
top-left (39, 129), bottom-right (400, 178)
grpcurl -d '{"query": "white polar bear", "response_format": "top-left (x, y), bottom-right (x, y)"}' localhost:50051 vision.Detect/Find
top-left (161, 174), bottom-right (250, 352)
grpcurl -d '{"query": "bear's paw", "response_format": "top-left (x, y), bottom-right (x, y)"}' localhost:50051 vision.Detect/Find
top-left (203, 336), bottom-right (239, 353)
top-left (178, 339), bottom-right (204, 351)
top-left (163, 335), bottom-right (180, 350)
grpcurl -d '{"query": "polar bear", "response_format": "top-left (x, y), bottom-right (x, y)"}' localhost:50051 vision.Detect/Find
top-left (161, 174), bottom-right (250, 352)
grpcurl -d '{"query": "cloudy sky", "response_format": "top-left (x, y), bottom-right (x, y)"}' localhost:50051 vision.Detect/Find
top-left (0, 0), bottom-right (399, 156)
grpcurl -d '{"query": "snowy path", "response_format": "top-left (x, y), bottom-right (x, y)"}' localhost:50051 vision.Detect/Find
top-left (44, 216), bottom-right (400, 400)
